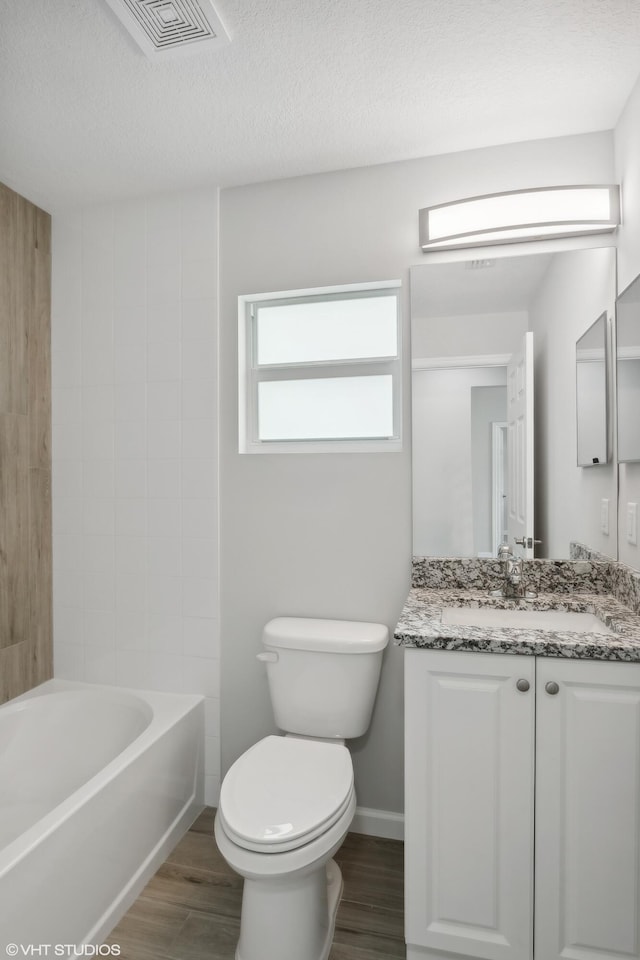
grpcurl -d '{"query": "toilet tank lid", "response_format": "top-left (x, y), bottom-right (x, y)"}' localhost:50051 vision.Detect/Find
top-left (263, 617), bottom-right (389, 653)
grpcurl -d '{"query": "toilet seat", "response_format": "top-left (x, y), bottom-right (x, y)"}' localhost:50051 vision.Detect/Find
top-left (219, 735), bottom-right (354, 853)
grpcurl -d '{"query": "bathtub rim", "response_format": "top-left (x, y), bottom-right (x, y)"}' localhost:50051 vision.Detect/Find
top-left (0, 678), bottom-right (204, 880)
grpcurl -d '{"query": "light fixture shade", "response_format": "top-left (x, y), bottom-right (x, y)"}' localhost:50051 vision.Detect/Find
top-left (419, 185), bottom-right (620, 252)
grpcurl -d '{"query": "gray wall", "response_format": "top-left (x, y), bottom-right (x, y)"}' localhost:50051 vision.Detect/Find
top-left (220, 131), bottom-right (614, 815)
top-left (530, 248), bottom-right (616, 559)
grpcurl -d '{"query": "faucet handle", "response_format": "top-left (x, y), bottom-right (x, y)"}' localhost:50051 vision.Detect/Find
top-left (497, 542), bottom-right (512, 559)
top-left (514, 537), bottom-right (542, 548)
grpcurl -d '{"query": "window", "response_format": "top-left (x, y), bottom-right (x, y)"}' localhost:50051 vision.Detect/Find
top-left (238, 281), bottom-right (402, 453)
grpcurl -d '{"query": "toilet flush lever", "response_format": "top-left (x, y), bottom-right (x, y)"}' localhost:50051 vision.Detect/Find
top-left (256, 652), bottom-right (279, 663)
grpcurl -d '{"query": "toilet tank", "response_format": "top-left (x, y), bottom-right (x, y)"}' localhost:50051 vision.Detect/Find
top-left (260, 617), bottom-right (388, 740)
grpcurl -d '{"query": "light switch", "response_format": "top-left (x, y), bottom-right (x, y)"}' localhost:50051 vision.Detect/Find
top-left (627, 503), bottom-right (638, 546)
top-left (601, 499), bottom-right (609, 535)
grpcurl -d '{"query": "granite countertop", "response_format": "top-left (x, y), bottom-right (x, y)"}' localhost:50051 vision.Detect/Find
top-left (394, 587), bottom-right (640, 661)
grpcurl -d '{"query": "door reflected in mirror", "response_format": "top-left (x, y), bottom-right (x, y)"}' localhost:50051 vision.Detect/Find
top-left (616, 274), bottom-right (640, 463)
top-left (576, 312), bottom-right (608, 467)
top-left (411, 247), bottom-right (617, 561)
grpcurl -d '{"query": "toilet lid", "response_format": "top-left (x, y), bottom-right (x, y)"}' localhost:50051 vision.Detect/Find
top-left (220, 736), bottom-right (354, 851)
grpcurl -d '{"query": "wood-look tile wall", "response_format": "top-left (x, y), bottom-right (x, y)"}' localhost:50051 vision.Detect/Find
top-left (0, 181), bottom-right (52, 701)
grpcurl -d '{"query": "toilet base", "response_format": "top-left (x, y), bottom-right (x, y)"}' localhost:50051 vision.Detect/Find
top-left (235, 858), bottom-right (344, 960)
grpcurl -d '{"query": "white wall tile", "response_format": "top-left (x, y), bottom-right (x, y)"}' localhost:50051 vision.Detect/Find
top-left (82, 420), bottom-right (115, 460)
top-left (54, 604), bottom-right (85, 645)
top-left (83, 460), bottom-right (115, 499)
top-left (182, 419), bottom-right (216, 460)
top-left (116, 573), bottom-right (147, 612)
top-left (181, 189), bottom-right (217, 226)
top-left (147, 537), bottom-right (181, 578)
top-left (54, 642), bottom-right (86, 681)
top-left (147, 381), bottom-right (180, 421)
top-left (204, 696), bottom-right (221, 738)
top-left (54, 568), bottom-right (82, 608)
top-left (148, 498), bottom-right (180, 537)
top-left (182, 260), bottom-right (216, 300)
top-left (115, 336), bottom-right (146, 384)
top-left (205, 736), bottom-right (221, 778)
top-left (52, 459), bottom-right (83, 500)
top-left (54, 533), bottom-right (83, 573)
top-left (84, 609), bottom-right (116, 648)
top-left (148, 613), bottom-right (183, 654)
top-left (181, 219), bottom-right (217, 262)
top-left (184, 617), bottom-right (219, 659)
top-left (83, 498), bottom-right (115, 536)
top-left (115, 459), bottom-right (146, 498)
top-left (83, 571), bottom-right (116, 611)
top-left (147, 263), bottom-right (180, 305)
top-left (116, 610), bottom-right (148, 650)
top-left (83, 535), bottom-right (116, 576)
top-left (148, 418), bottom-right (180, 459)
top-left (116, 536), bottom-right (147, 576)
top-left (82, 385), bottom-right (115, 422)
top-left (148, 575), bottom-right (182, 616)
top-left (52, 189), bottom-right (220, 789)
top-left (146, 195), bottom-right (181, 234)
top-left (53, 387), bottom-right (82, 424)
top-left (204, 776), bottom-right (220, 808)
top-left (182, 299), bottom-right (216, 341)
top-left (52, 496), bottom-right (83, 536)
top-left (183, 655), bottom-right (219, 698)
top-left (183, 578), bottom-right (217, 619)
top-left (148, 338), bottom-right (180, 382)
top-left (182, 338), bottom-right (216, 381)
top-left (182, 380), bottom-right (216, 419)
top-left (116, 499), bottom-right (147, 537)
top-left (182, 499), bottom-right (217, 539)
top-left (114, 229), bottom-right (147, 306)
top-left (147, 459), bottom-right (180, 499)
top-left (147, 300), bottom-right (180, 343)
top-left (53, 421), bottom-right (82, 461)
top-left (182, 538), bottom-right (217, 580)
top-left (115, 304), bottom-right (146, 346)
top-left (182, 459), bottom-right (217, 499)
top-left (147, 227), bottom-right (180, 266)
top-left (115, 420), bottom-right (147, 460)
top-left (115, 382), bottom-right (147, 421)
top-left (84, 647), bottom-right (118, 685)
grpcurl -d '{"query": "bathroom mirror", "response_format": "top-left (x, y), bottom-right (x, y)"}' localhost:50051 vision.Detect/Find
top-left (616, 272), bottom-right (640, 463)
top-left (576, 312), bottom-right (609, 467)
top-left (411, 246), bottom-right (617, 561)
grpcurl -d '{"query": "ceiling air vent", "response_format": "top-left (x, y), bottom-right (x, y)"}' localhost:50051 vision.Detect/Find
top-left (104, 0), bottom-right (230, 57)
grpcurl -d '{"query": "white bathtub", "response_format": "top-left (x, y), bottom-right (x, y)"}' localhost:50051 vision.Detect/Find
top-left (0, 679), bottom-right (204, 952)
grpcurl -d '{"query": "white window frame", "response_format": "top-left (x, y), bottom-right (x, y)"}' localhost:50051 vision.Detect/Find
top-left (238, 280), bottom-right (402, 454)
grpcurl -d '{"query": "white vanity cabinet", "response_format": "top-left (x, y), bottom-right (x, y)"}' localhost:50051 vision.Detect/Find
top-left (404, 649), bottom-right (640, 960)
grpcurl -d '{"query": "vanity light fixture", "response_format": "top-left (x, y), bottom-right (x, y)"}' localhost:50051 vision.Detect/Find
top-left (419, 185), bottom-right (620, 252)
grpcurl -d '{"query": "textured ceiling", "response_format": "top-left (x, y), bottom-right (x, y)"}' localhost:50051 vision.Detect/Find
top-left (411, 254), bottom-right (554, 318)
top-left (2, 0), bottom-right (640, 212)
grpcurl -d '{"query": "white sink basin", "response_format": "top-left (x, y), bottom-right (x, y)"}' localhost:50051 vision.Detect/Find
top-left (441, 607), bottom-right (613, 634)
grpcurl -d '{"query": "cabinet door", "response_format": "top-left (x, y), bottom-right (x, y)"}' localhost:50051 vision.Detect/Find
top-left (405, 649), bottom-right (535, 960)
top-left (535, 658), bottom-right (640, 960)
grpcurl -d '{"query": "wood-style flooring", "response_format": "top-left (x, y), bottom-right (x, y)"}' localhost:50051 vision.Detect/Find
top-left (105, 807), bottom-right (405, 960)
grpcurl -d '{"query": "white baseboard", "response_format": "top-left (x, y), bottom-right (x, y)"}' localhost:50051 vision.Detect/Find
top-left (350, 805), bottom-right (404, 841)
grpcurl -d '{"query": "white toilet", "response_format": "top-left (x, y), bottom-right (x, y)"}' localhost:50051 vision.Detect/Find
top-left (214, 616), bottom-right (388, 960)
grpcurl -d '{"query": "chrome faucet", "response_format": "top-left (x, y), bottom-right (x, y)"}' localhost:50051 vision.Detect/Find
top-left (495, 542), bottom-right (526, 599)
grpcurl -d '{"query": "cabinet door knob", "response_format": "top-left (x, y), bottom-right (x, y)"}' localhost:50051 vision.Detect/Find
top-left (516, 678), bottom-right (530, 692)
top-left (545, 681), bottom-right (560, 695)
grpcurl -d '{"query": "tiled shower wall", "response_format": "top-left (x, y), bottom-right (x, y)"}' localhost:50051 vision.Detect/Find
top-left (51, 189), bottom-right (220, 803)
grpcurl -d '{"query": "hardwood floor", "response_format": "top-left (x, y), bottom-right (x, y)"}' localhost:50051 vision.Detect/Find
top-left (105, 808), bottom-right (405, 960)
